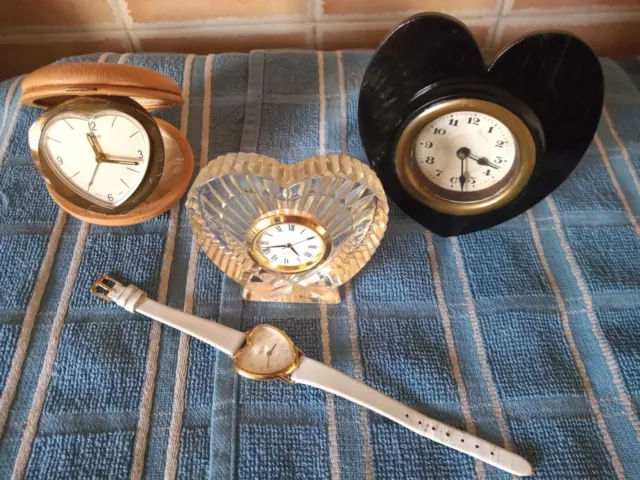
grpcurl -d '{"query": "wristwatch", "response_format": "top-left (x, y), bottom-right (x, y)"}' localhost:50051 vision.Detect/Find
top-left (90, 275), bottom-right (532, 477)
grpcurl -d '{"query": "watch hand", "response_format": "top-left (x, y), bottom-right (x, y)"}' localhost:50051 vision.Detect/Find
top-left (459, 154), bottom-right (466, 192)
top-left (291, 237), bottom-right (317, 246)
top-left (467, 152), bottom-right (500, 170)
top-left (289, 245), bottom-right (301, 257)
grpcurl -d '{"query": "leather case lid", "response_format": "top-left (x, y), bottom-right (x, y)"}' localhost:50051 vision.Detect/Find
top-left (21, 62), bottom-right (183, 111)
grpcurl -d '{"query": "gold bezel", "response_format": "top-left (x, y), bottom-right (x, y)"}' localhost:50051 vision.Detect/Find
top-left (233, 324), bottom-right (301, 382)
top-left (395, 98), bottom-right (536, 216)
top-left (246, 212), bottom-right (332, 274)
top-left (28, 96), bottom-right (165, 215)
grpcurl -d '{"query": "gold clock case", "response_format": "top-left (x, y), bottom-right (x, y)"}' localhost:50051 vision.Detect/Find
top-left (28, 96), bottom-right (165, 215)
top-left (187, 153), bottom-right (389, 304)
top-left (233, 324), bottom-right (302, 383)
top-left (395, 98), bottom-right (536, 216)
top-left (247, 214), bottom-right (332, 274)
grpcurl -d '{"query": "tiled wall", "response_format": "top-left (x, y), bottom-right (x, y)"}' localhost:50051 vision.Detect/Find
top-left (1, 0), bottom-right (640, 81)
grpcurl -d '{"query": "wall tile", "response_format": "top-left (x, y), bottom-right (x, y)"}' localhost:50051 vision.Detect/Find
top-left (0, 0), bottom-right (116, 28)
top-left (500, 17), bottom-right (640, 57)
top-left (323, 0), bottom-right (497, 16)
top-left (137, 31), bottom-right (309, 54)
top-left (0, 36), bottom-right (126, 79)
top-left (511, 0), bottom-right (640, 10)
top-left (320, 24), bottom-right (490, 50)
top-left (126, 0), bottom-right (307, 23)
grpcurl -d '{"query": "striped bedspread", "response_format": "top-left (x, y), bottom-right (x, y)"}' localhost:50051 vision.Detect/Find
top-left (0, 51), bottom-right (639, 479)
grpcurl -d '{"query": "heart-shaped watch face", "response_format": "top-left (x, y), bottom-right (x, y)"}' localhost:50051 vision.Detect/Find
top-left (233, 325), bottom-right (298, 380)
top-left (358, 13), bottom-right (603, 236)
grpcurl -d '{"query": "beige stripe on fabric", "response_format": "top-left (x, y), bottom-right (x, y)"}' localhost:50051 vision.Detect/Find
top-left (424, 232), bottom-right (485, 480)
top-left (0, 210), bottom-right (67, 440)
top-left (451, 238), bottom-right (513, 452)
top-left (12, 221), bottom-right (90, 480)
top-left (336, 51), bottom-right (348, 155)
top-left (594, 133), bottom-right (640, 237)
top-left (317, 50), bottom-right (341, 480)
top-left (129, 53), bottom-right (195, 480)
top-left (163, 53), bottom-right (212, 480)
top-left (547, 197), bottom-right (640, 443)
top-left (527, 209), bottom-right (625, 479)
top-left (0, 75), bottom-right (24, 134)
top-left (0, 86), bottom-right (23, 168)
top-left (602, 107), bottom-right (640, 197)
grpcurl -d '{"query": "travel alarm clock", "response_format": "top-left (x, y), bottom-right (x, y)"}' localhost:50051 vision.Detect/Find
top-left (358, 13), bottom-right (604, 236)
top-left (24, 63), bottom-right (194, 226)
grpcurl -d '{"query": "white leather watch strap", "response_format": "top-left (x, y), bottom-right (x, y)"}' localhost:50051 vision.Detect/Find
top-left (104, 281), bottom-right (246, 356)
top-left (290, 356), bottom-right (532, 477)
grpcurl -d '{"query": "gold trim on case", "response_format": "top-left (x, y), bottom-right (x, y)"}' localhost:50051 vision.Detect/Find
top-left (246, 213), bottom-right (332, 274)
top-left (233, 324), bottom-right (302, 382)
top-left (395, 98), bottom-right (536, 216)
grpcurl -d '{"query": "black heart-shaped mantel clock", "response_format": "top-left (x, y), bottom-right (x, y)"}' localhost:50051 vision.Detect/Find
top-left (358, 13), bottom-right (604, 236)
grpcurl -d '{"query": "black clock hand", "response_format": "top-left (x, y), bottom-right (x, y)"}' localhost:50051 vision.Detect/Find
top-left (289, 245), bottom-right (301, 257)
top-left (467, 152), bottom-right (500, 170)
top-left (291, 237), bottom-right (316, 246)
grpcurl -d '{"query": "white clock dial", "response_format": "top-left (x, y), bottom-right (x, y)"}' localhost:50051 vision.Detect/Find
top-left (414, 111), bottom-right (517, 195)
top-left (41, 110), bottom-right (150, 207)
top-left (234, 325), bottom-right (296, 376)
top-left (254, 222), bottom-right (326, 271)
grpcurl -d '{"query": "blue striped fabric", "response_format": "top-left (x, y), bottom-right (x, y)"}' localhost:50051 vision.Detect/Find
top-left (0, 51), bottom-right (639, 480)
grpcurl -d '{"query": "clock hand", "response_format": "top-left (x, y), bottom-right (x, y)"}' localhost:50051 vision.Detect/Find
top-left (291, 237), bottom-right (317, 246)
top-left (466, 152), bottom-right (500, 170)
top-left (459, 154), bottom-right (466, 192)
top-left (86, 132), bottom-right (106, 161)
top-left (289, 245), bottom-right (301, 257)
top-left (266, 343), bottom-right (277, 368)
top-left (87, 162), bottom-right (100, 191)
top-left (100, 157), bottom-right (143, 166)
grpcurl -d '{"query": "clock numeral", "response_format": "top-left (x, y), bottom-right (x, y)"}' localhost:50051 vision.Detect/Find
top-left (495, 140), bottom-right (505, 148)
top-left (436, 169), bottom-right (443, 177)
top-left (270, 254), bottom-right (278, 261)
top-left (424, 156), bottom-right (435, 165)
top-left (423, 141), bottom-right (433, 149)
top-left (56, 156), bottom-right (63, 165)
top-left (485, 169), bottom-right (491, 176)
top-left (433, 128), bottom-right (446, 135)
top-left (495, 156), bottom-right (505, 163)
top-left (469, 177), bottom-right (477, 185)
top-left (138, 150), bottom-right (143, 159)
top-left (108, 193), bottom-right (114, 201)
top-left (275, 226), bottom-right (283, 232)
top-left (309, 245), bottom-right (318, 249)
top-left (288, 224), bottom-right (295, 231)
top-left (449, 177), bottom-right (459, 184)
top-left (263, 247), bottom-right (271, 253)
top-left (467, 117), bottom-right (480, 125)
top-left (488, 126), bottom-right (494, 134)
top-left (304, 252), bottom-right (312, 258)
top-left (449, 119), bottom-right (458, 127)
top-left (260, 241), bottom-right (268, 246)
top-left (89, 121), bottom-right (97, 131)
top-left (284, 258), bottom-right (289, 265)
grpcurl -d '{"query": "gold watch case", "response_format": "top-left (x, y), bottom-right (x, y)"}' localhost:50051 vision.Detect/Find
top-left (233, 324), bottom-right (302, 383)
top-left (28, 96), bottom-right (165, 215)
top-left (395, 98), bottom-right (536, 216)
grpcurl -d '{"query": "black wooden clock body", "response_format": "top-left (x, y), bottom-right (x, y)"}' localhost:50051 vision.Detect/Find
top-left (358, 13), bottom-right (604, 237)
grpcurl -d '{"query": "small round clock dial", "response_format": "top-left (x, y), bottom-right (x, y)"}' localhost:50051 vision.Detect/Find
top-left (248, 215), bottom-right (331, 274)
top-left (395, 98), bottom-right (536, 216)
top-left (414, 111), bottom-right (517, 193)
top-left (41, 110), bottom-right (151, 208)
top-left (233, 325), bottom-right (297, 378)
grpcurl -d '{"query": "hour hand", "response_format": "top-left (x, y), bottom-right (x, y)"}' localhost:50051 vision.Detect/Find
top-left (100, 156), bottom-right (143, 166)
top-left (86, 132), bottom-right (105, 160)
top-left (476, 157), bottom-right (500, 169)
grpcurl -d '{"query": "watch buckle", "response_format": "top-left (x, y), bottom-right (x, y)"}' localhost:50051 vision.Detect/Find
top-left (90, 275), bottom-right (122, 301)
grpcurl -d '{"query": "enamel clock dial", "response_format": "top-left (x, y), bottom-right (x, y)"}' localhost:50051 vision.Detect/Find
top-left (30, 96), bottom-right (165, 215)
top-left (395, 98), bottom-right (535, 216)
top-left (249, 215), bottom-right (331, 274)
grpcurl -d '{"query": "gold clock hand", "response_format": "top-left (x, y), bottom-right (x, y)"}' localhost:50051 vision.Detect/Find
top-left (100, 157), bottom-right (143, 166)
top-left (87, 163), bottom-right (100, 191)
top-left (86, 132), bottom-right (105, 160)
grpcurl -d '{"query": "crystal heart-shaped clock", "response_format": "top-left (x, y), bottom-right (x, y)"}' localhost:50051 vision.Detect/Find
top-left (187, 152), bottom-right (389, 304)
top-left (233, 325), bottom-right (300, 381)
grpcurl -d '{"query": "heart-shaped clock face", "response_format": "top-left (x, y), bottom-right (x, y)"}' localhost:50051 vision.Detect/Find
top-left (41, 110), bottom-right (151, 208)
top-left (358, 13), bottom-right (603, 236)
top-left (233, 325), bottom-right (298, 379)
